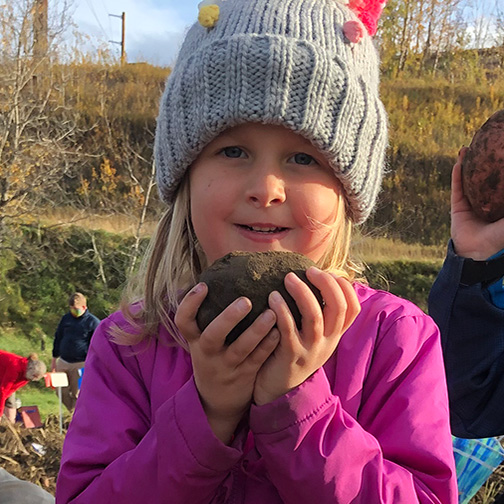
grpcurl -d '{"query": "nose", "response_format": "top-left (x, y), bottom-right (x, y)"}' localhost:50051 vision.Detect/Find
top-left (246, 170), bottom-right (286, 207)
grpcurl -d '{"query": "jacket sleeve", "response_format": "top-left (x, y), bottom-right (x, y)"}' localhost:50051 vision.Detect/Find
top-left (84, 314), bottom-right (101, 349)
top-left (250, 314), bottom-right (457, 504)
top-left (56, 319), bottom-right (245, 504)
top-left (429, 240), bottom-right (504, 438)
top-left (88, 314), bottom-right (100, 335)
top-left (53, 318), bottom-right (64, 358)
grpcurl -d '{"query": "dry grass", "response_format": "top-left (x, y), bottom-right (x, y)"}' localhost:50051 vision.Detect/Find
top-left (36, 208), bottom-right (158, 237)
top-left (471, 464), bottom-right (504, 503)
top-left (351, 233), bottom-right (446, 263)
top-left (35, 209), bottom-right (447, 263)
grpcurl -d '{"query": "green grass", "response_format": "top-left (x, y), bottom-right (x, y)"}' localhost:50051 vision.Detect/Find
top-left (0, 328), bottom-right (62, 421)
top-left (16, 383), bottom-right (63, 421)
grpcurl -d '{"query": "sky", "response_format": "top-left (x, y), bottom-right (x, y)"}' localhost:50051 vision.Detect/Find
top-left (69, 0), bottom-right (202, 66)
top-left (67, 0), bottom-right (502, 67)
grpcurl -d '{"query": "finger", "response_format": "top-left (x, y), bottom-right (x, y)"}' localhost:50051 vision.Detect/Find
top-left (451, 148), bottom-right (471, 213)
top-left (457, 146), bottom-right (468, 165)
top-left (284, 272), bottom-right (324, 339)
top-left (331, 276), bottom-right (361, 332)
top-left (201, 297), bottom-right (252, 351)
top-left (226, 309), bottom-right (277, 364)
top-left (174, 282), bottom-right (208, 341)
top-left (305, 267), bottom-right (347, 336)
top-left (243, 327), bottom-right (280, 371)
top-left (268, 290), bottom-right (298, 347)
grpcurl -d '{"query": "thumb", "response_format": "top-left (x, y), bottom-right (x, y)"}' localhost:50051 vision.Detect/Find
top-left (451, 148), bottom-right (471, 215)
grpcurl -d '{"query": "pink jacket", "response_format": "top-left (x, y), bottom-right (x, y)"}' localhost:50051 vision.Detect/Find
top-left (56, 283), bottom-right (458, 503)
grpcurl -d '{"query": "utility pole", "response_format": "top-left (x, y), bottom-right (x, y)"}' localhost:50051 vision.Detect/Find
top-left (109, 12), bottom-right (126, 65)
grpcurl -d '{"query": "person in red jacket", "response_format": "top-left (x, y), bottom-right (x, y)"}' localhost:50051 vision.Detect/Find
top-left (0, 350), bottom-right (47, 423)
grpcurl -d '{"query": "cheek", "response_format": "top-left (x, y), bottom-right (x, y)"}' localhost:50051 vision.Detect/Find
top-left (293, 186), bottom-right (341, 228)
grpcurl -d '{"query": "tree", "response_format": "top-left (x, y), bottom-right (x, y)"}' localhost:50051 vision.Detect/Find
top-left (0, 0), bottom-right (85, 245)
top-left (380, 0), bottom-right (469, 76)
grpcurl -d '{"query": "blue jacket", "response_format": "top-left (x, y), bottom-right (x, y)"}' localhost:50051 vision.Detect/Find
top-left (429, 240), bottom-right (504, 438)
top-left (53, 310), bottom-right (100, 363)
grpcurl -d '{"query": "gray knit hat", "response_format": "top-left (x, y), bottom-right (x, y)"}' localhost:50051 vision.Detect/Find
top-left (155, 0), bottom-right (388, 224)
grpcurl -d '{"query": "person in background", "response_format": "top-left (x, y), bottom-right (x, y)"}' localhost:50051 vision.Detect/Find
top-left (429, 147), bottom-right (504, 439)
top-left (51, 292), bottom-right (100, 411)
top-left (56, 0), bottom-right (458, 502)
top-left (0, 350), bottom-right (46, 423)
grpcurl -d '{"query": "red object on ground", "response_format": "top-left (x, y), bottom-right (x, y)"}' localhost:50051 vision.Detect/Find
top-left (18, 406), bottom-right (43, 428)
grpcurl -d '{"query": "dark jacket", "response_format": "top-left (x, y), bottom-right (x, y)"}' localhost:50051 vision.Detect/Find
top-left (429, 240), bottom-right (504, 438)
top-left (53, 310), bottom-right (100, 363)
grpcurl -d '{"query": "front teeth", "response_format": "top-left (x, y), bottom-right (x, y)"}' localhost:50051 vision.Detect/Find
top-left (249, 226), bottom-right (281, 233)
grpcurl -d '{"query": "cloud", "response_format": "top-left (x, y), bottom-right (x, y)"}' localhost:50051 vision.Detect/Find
top-left (127, 31), bottom-right (186, 67)
top-left (70, 0), bottom-right (198, 66)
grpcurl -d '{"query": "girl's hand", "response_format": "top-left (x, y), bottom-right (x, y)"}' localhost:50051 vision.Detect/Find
top-left (175, 283), bottom-right (279, 444)
top-left (253, 268), bottom-right (360, 406)
top-left (452, 148), bottom-right (504, 260)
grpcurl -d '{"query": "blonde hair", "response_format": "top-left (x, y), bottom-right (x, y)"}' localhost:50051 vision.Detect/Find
top-left (114, 175), bottom-right (362, 348)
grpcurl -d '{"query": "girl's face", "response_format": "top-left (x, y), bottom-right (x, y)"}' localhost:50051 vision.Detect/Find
top-left (189, 123), bottom-right (344, 265)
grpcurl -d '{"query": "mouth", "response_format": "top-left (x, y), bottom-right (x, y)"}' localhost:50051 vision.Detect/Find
top-left (238, 224), bottom-right (289, 234)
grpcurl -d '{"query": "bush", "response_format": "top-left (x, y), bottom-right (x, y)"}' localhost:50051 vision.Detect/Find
top-left (364, 260), bottom-right (442, 312)
top-left (0, 224), bottom-right (148, 337)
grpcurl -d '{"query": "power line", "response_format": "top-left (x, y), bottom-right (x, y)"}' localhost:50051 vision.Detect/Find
top-left (98, 0), bottom-right (113, 36)
top-left (83, 0), bottom-right (109, 40)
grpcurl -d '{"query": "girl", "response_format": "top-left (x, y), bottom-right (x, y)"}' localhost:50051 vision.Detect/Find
top-left (56, 0), bottom-right (458, 502)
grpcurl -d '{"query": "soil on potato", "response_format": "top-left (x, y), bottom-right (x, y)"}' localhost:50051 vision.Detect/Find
top-left (462, 109), bottom-right (504, 222)
top-left (197, 251), bottom-right (323, 345)
top-left (0, 415), bottom-right (67, 496)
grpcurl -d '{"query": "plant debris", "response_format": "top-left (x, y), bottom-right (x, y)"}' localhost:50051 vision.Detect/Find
top-left (0, 415), bottom-right (68, 496)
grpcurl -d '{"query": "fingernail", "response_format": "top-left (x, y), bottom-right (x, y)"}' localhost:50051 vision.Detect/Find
top-left (270, 329), bottom-right (280, 340)
top-left (261, 309), bottom-right (275, 323)
top-left (191, 282), bottom-right (204, 294)
top-left (269, 291), bottom-right (282, 303)
top-left (286, 272), bottom-right (301, 283)
top-left (237, 297), bottom-right (250, 311)
top-left (308, 266), bottom-right (322, 275)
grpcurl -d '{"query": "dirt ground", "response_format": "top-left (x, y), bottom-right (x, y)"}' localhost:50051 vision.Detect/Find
top-left (0, 416), bottom-right (67, 496)
top-left (1, 415), bottom-right (504, 502)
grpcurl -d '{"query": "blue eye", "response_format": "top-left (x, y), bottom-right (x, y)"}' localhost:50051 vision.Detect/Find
top-left (293, 153), bottom-right (316, 165)
top-left (221, 146), bottom-right (244, 158)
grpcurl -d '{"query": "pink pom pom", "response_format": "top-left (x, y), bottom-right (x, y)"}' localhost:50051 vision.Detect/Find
top-left (343, 20), bottom-right (365, 43)
top-left (347, 0), bottom-right (387, 36)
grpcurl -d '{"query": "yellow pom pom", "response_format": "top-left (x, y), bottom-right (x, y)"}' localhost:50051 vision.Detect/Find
top-left (198, 4), bottom-right (220, 28)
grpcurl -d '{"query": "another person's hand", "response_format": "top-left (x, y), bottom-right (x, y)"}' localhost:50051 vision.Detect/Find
top-left (51, 358), bottom-right (57, 373)
top-left (451, 148), bottom-right (504, 260)
top-left (174, 283), bottom-right (279, 444)
top-left (253, 268), bottom-right (360, 406)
